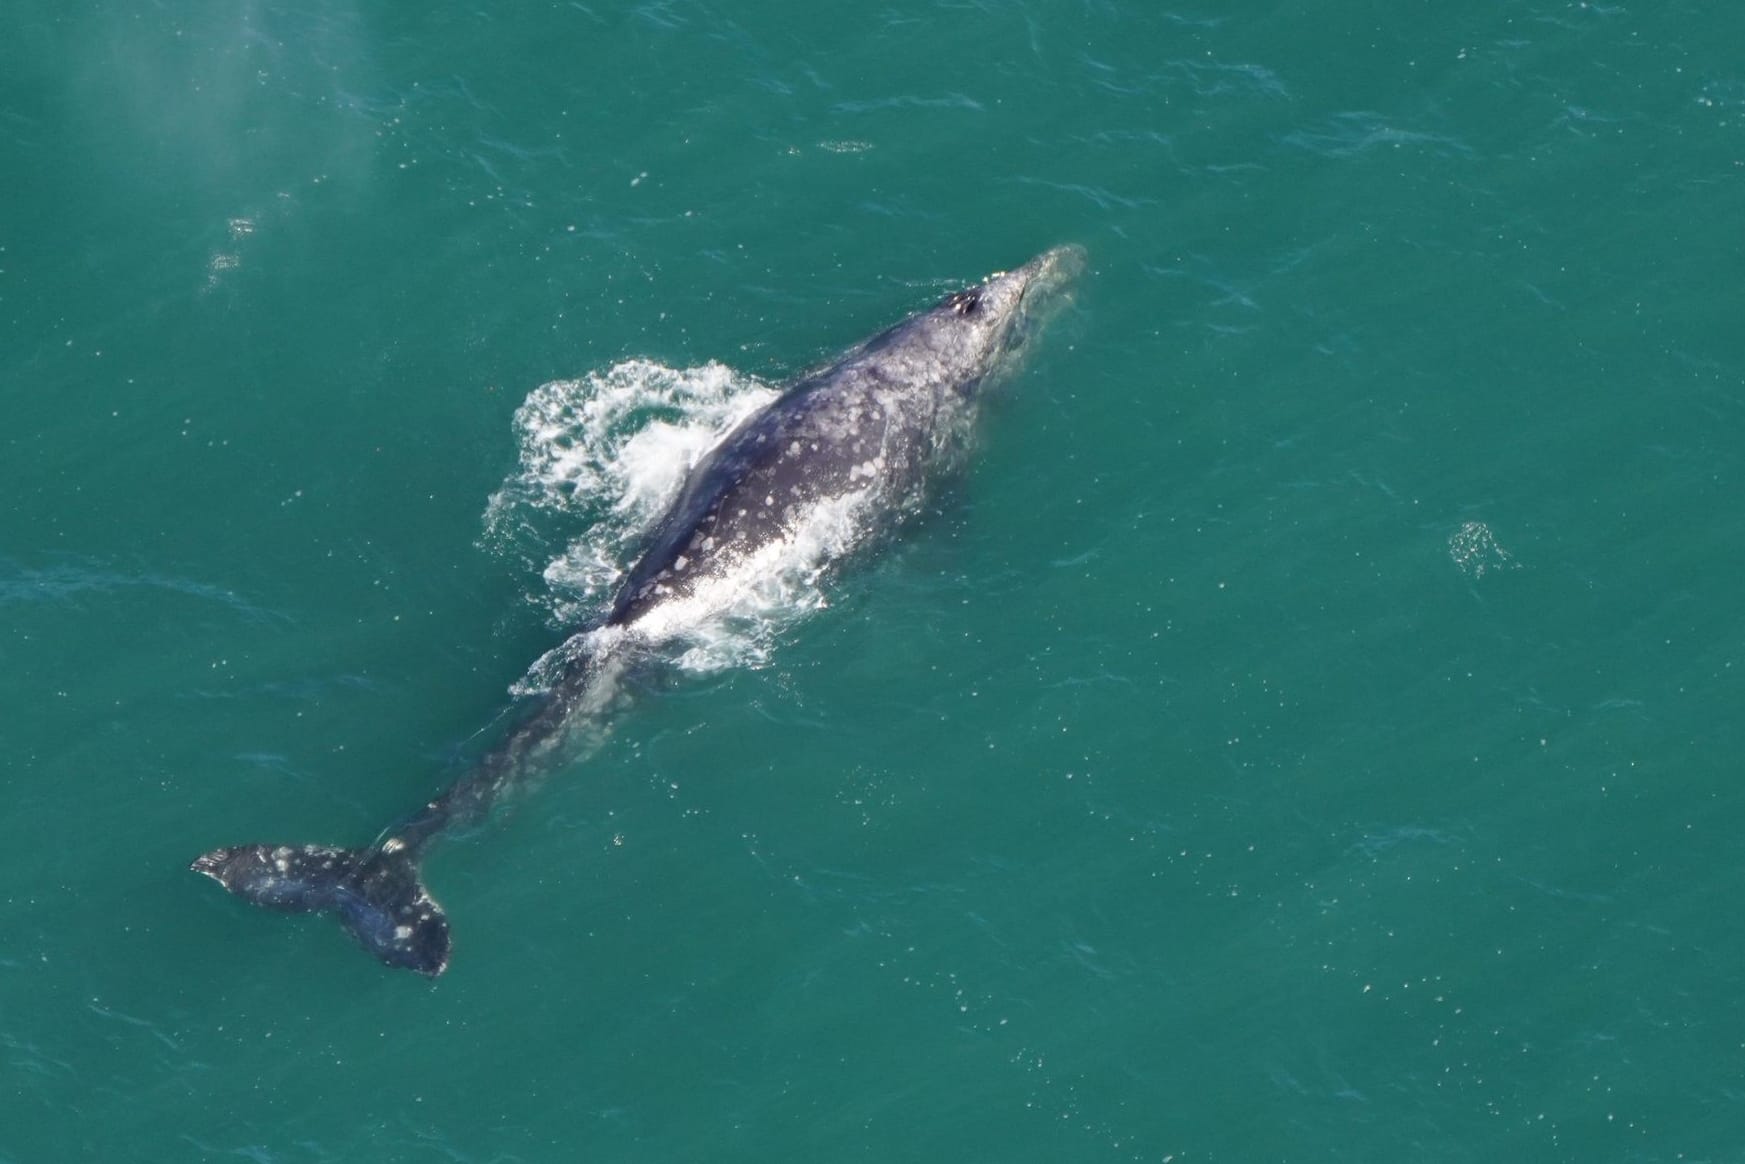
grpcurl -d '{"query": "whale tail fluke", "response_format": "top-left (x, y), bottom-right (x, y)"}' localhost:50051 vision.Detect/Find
top-left (191, 837), bottom-right (451, 976)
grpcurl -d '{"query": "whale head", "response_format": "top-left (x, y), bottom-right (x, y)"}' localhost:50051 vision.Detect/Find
top-left (853, 245), bottom-right (1086, 400)
top-left (919, 244), bottom-right (1086, 395)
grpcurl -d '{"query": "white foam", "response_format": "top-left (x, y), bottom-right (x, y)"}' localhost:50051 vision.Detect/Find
top-left (483, 359), bottom-right (777, 625)
top-left (487, 360), bottom-right (875, 688)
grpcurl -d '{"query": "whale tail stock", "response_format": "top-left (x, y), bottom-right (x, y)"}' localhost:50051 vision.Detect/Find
top-left (191, 836), bottom-right (451, 976)
top-left (188, 661), bottom-right (603, 978)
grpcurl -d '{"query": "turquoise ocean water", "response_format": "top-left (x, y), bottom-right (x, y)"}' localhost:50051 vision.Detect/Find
top-left (5, 2), bottom-right (1744, 1159)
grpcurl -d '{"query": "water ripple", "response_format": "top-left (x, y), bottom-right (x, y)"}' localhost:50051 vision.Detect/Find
top-left (1281, 112), bottom-right (1473, 159)
top-left (0, 557), bottom-right (283, 622)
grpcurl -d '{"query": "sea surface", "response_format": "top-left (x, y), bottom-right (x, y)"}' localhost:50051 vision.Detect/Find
top-left (4, 2), bottom-right (1744, 1160)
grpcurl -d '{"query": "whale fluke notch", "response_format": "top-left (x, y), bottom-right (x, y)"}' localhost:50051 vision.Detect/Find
top-left (191, 838), bottom-right (451, 976)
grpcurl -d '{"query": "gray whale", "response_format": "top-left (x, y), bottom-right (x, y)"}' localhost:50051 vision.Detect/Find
top-left (192, 245), bottom-right (1085, 976)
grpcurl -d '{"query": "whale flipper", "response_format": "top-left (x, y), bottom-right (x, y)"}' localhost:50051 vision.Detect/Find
top-left (191, 838), bottom-right (450, 976)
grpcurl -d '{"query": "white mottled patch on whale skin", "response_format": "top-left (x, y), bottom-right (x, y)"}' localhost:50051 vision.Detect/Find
top-left (619, 485), bottom-right (880, 672)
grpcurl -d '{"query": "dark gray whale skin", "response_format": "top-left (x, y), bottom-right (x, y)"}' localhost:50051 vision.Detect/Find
top-left (192, 246), bottom-right (1084, 977)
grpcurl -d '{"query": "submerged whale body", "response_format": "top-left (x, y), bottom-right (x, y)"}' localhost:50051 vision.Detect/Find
top-left (192, 245), bottom-right (1085, 976)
